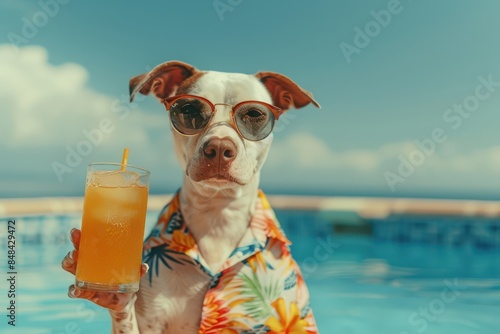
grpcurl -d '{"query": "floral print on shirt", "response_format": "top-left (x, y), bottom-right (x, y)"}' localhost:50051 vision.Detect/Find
top-left (142, 190), bottom-right (319, 334)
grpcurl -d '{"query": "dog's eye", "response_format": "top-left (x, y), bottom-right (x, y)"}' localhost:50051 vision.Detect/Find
top-left (236, 105), bottom-right (270, 133)
top-left (245, 109), bottom-right (264, 118)
top-left (172, 100), bottom-right (212, 131)
top-left (234, 104), bottom-right (274, 140)
top-left (179, 104), bottom-right (201, 115)
top-left (240, 108), bottom-right (267, 124)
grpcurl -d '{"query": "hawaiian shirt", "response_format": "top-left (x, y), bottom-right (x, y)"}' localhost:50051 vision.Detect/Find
top-left (142, 190), bottom-right (319, 334)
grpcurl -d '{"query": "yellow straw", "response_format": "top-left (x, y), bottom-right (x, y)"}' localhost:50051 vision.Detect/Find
top-left (120, 148), bottom-right (129, 171)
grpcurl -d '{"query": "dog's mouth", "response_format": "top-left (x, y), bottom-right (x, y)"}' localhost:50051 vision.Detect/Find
top-left (187, 166), bottom-right (246, 186)
top-left (204, 173), bottom-right (245, 185)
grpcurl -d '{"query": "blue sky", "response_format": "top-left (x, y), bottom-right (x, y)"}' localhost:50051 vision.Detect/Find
top-left (1, 0), bottom-right (500, 199)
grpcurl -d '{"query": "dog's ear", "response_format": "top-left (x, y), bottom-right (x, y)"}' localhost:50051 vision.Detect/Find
top-left (255, 72), bottom-right (320, 111)
top-left (129, 61), bottom-right (197, 102)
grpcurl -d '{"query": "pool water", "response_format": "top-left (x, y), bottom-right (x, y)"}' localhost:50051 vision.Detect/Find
top-left (1, 210), bottom-right (499, 334)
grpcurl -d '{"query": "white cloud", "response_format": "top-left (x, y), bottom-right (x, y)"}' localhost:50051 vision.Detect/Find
top-left (0, 44), bottom-right (148, 147)
top-left (0, 44), bottom-right (181, 197)
top-left (265, 132), bottom-right (500, 193)
top-left (268, 133), bottom-right (380, 171)
top-left (267, 133), bottom-right (422, 172)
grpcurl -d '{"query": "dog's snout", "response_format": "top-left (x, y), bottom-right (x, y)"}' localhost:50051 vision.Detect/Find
top-left (203, 138), bottom-right (237, 163)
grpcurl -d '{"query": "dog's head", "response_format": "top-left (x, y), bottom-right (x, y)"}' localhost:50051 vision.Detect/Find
top-left (130, 61), bottom-right (319, 190)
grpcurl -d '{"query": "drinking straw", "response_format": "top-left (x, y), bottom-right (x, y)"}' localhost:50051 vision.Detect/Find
top-left (121, 148), bottom-right (129, 171)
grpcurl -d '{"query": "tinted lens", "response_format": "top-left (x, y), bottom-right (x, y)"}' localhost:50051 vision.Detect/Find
top-left (234, 103), bottom-right (275, 141)
top-left (169, 97), bottom-right (213, 135)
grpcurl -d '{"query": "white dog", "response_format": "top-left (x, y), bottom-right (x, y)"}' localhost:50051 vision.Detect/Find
top-left (62, 61), bottom-right (320, 333)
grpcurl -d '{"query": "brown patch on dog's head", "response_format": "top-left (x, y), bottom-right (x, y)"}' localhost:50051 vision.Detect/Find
top-left (255, 71), bottom-right (320, 111)
top-left (176, 72), bottom-right (206, 95)
top-left (129, 61), bottom-right (197, 102)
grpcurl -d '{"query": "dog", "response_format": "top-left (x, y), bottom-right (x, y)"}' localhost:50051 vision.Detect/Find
top-left (62, 61), bottom-right (320, 333)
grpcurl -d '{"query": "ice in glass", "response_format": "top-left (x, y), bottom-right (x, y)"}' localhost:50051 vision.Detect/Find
top-left (75, 163), bottom-right (150, 292)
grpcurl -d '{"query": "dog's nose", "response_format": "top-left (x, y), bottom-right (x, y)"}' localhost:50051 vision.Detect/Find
top-left (203, 138), bottom-right (237, 163)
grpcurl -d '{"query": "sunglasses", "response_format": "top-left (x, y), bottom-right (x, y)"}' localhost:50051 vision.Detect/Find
top-left (163, 95), bottom-right (283, 141)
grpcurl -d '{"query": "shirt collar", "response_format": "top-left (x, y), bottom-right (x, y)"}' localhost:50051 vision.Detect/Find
top-left (157, 189), bottom-right (291, 248)
top-left (252, 190), bottom-right (291, 247)
top-left (145, 189), bottom-right (291, 276)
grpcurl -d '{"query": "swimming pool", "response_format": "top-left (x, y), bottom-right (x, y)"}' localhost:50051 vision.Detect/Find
top-left (1, 208), bottom-right (499, 333)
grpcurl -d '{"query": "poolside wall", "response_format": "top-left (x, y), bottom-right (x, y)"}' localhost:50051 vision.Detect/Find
top-left (1, 195), bottom-right (500, 249)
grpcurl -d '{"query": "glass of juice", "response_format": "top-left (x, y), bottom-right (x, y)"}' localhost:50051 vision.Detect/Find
top-left (75, 162), bottom-right (150, 293)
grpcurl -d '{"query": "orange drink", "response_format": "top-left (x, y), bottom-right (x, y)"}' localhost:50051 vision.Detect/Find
top-left (75, 163), bottom-right (150, 292)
